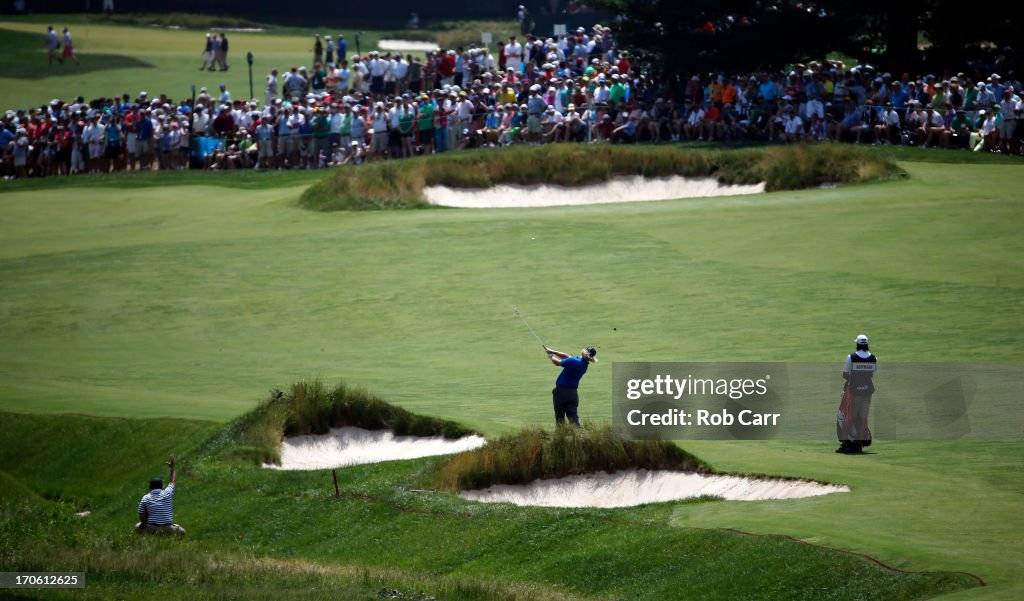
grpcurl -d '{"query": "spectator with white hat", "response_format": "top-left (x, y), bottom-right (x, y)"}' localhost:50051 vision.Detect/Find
top-left (998, 86), bottom-right (1021, 154)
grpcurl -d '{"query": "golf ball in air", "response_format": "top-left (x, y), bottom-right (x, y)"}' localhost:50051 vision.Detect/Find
top-left (531, 236), bottom-right (536, 240)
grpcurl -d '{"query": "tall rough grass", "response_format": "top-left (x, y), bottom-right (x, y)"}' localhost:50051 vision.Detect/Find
top-left (0, 497), bottom-right (576, 601)
top-left (214, 379), bottom-right (474, 465)
top-left (299, 144), bottom-right (902, 211)
top-left (436, 423), bottom-right (710, 491)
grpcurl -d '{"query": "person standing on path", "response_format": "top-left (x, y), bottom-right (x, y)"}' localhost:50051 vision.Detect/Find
top-left (545, 346), bottom-right (597, 427)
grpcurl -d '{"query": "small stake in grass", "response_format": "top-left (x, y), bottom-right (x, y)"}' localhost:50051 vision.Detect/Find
top-left (332, 468), bottom-right (339, 498)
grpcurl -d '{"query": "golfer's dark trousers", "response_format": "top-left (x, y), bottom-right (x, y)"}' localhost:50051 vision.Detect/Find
top-left (552, 386), bottom-right (581, 427)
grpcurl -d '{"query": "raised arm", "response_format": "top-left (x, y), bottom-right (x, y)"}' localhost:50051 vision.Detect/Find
top-left (167, 454), bottom-right (176, 486)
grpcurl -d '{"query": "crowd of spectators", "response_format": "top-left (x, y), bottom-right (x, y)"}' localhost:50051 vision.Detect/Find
top-left (2, 24), bottom-right (1022, 178)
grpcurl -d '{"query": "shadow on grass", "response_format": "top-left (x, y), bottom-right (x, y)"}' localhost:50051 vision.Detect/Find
top-left (0, 29), bottom-right (153, 80)
top-left (0, 167), bottom-right (328, 194)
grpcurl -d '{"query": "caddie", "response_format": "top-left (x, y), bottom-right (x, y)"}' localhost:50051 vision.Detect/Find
top-left (837, 334), bottom-right (877, 454)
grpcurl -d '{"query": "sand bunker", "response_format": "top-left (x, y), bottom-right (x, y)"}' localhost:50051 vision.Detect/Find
top-left (378, 39), bottom-right (441, 52)
top-left (264, 427), bottom-right (487, 470)
top-left (460, 469), bottom-right (848, 508)
top-left (423, 176), bottom-right (766, 208)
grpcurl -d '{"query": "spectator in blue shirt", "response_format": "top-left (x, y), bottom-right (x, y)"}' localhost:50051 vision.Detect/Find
top-left (831, 100), bottom-right (861, 142)
top-left (135, 109), bottom-right (155, 169)
top-left (135, 454), bottom-right (185, 536)
top-left (544, 345), bottom-right (598, 427)
top-left (759, 75), bottom-right (778, 104)
top-left (889, 81), bottom-right (909, 109)
top-left (0, 125), bottom-right (14, 148)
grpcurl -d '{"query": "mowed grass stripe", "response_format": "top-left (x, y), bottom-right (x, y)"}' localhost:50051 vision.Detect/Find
top-left (0, 236), bottom-right (1019, 420)
top-left (0, 160), bottom-right (1021, 426)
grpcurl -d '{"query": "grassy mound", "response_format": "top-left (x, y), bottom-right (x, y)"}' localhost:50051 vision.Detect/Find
top-left (299, 144), bottom-right (901, 211)
top-left (436, 424), bottom-right (709, 491)
top-left (0, 492), bottom-right (572, 601)
top-left (0, 412), bottom-right (983, 601)
top-left (218, 379), bottom-right (475, 465)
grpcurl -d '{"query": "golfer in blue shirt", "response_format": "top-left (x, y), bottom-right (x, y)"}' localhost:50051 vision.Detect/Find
top-left (545, 346), bottom-right (597, 427)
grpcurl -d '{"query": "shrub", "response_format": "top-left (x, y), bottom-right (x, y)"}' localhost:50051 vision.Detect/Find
top-left (215, 379), bottom-right (475, 465)
top-left (436, 423), bottom-right (709, 491)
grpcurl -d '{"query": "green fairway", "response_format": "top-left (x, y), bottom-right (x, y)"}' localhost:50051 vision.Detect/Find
top-left (0, 16), bottom-right (517, 110)
top-left (0, 19), bottom-right (354, 110)
top-left (0, 158), bottom-right (1021, 424)
top-left (0, 147), bottom-right (1022, 599)
top-left (0, 28), bottom-right (154, 80)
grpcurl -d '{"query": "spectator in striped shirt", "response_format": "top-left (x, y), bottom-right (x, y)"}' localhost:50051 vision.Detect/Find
top-left (135, 454), bottom-right (185, 536)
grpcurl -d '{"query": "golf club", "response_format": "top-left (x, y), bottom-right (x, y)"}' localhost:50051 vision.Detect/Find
top-left (513, 307), bottom-right (549, 354)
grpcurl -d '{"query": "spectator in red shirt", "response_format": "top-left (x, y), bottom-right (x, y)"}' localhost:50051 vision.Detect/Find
top-left (213, 106), bottom-right (235, 137)
top-left (594, 112), bottom-right (615, 141)
top-left (438, 50), bottom-right (456, 86)
top-left (702, 102), bottom-right (723, 140)
top-left (616, 54), bottom-right (631, 77)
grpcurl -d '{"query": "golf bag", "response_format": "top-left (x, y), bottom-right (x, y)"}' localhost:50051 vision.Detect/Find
top-left (836, 383), bottom-right (872, 447)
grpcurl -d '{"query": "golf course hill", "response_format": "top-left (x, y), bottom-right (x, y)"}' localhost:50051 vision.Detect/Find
top-left (299, 144), bottom-right (901, 210)
top-left (212, 379), bottom-right (482, 468)
top-left (0, 381), bottom-right (985, 600)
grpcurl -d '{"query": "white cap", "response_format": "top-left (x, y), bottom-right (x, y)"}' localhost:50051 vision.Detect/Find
top-left (855, 334), bottom-right (869, 345)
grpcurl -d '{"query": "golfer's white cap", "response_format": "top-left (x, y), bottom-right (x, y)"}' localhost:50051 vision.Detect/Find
top-left (855, 334), bottom-right (869, 345)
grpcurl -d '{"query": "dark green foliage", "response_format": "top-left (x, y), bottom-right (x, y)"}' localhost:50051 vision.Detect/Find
top-left (590, 0), bottom-right (841, 75)
top-left (590, 0), bottom-right (1022, 74)
top-left (436, 423), bottom-right (710, 491)
top-left (299, 145), bottom-right (901, 211)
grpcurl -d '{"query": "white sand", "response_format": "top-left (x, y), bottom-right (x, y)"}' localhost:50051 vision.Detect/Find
top-left (459, 469), bottom-right (848, 508)
top-left (264, 426), bottom-right (486, 470)
top-left (378, 39), bottom-right (441, 52)
top-left (423, 176), bottom-right (766, 208)
top-left (165, 26), bottom-right (266, 32)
